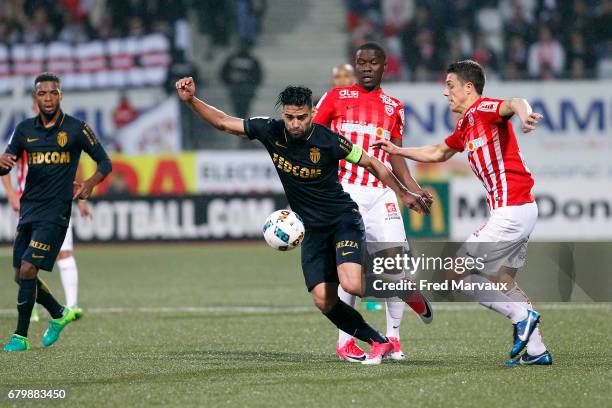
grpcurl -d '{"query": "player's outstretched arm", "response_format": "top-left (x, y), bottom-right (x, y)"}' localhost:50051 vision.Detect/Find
top-left (499, 98), bottom-right (543, 133)
top-left (373, 139), bottom-right (457, 163)
top-left (357, 151), bottom-right (430, 215)
top-left (175, 76), bottom-right (246, 138)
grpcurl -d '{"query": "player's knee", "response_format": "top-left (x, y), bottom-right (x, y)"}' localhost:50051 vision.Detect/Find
top-left (339, 281), bottom-right (362, 297)
top-left (14, 269), bottom-right (20, 284)
top-left (58, 250), bottom-right (72, 259)
top-left (312, 295), bottom-right (336, 313)
top-left (19, 262), bottom-right (38, 280)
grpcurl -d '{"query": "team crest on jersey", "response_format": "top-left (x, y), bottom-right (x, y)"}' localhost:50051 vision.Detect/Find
top-left (385, 105), bottom-right (394, 116)
top-left (309, 147), bottom-right (321, 164)
top-left (477, 101), bottom-right (498, 112)
top-left (57, 131), bottom-right (68, 147)
top-left (468, 113), bottom-right (474, 126)
top-left (379, 94), bottom-right (398, 107)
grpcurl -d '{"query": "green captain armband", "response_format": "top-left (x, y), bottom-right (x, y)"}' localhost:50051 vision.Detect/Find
top-left (345, 144), bottom-right (363, 164)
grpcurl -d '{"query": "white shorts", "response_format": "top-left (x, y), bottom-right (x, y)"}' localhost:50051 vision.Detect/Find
top-left (60, 218), bottom-right (74, 252)
top-left (342, 183), bottom-right (408, 251)
top-left (458, 202), bottom-right (538, 275)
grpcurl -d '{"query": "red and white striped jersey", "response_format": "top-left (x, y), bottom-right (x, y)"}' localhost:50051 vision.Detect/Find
top-left (16, 151), bottom-right (28, 196)
top-left (313, 84), bottom-right (404, 188)
top-left (444, 97), bottom-right (535, 210)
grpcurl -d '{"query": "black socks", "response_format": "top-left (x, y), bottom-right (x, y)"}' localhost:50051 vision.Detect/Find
top-left (36, 278), bottom-right (64, 319)
top-left (15, 278), bottom-right (37, 337)
top-left (323, 300), bottom-right (387, 344)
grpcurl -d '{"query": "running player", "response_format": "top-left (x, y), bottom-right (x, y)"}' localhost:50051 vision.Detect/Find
top-left (0, 72), bottom-right (112, 352)
top-left (315, 43), bottom-right (434, 362)
top-left (175, 77), bottom-right (430, 364)
top-left (326, 62), bottom-right (383, 316)
top-left (2, 99), bottom-right (90, 321)
top-left (373, 60), bottom-right (551, 365)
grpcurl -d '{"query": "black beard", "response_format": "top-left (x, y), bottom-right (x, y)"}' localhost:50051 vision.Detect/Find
top-left (40, 109), bottom-right (58, 121)
top-left (285, 126), bottom-right (311, 142)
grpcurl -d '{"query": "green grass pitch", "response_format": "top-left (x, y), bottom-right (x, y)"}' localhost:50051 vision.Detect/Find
top-left (0, 244), bottom-right (610, 407)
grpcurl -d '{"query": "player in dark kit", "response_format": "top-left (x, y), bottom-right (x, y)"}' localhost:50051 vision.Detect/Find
top-left (0, 72), bottom-right (112, 352)
top-left (176, 76), bottom-right (430, 364)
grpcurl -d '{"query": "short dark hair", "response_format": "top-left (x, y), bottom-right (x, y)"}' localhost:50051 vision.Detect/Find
top-left (356, 42), bottom-right (387, 60)
top-left (447, 60), bottom-right (485, 94)
top-left (34, 72), bottom-right (61, 88)
top-left (275, 86), bottom-right (312, 109)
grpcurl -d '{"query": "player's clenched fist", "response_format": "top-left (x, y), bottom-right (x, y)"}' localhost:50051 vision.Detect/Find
top-left (175, 77), bottom-right (196, 102)
top-left (0, 153), bottom-right (16, 175)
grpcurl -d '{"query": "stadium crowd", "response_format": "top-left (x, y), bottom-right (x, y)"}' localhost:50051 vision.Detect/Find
top-left (0, 0), bottom-right (197, 93)
top-left (346, 0), bottom-right (612, 81)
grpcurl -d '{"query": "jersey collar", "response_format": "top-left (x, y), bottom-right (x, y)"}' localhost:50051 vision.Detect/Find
top-left (462, 97), bottom-right (483, 117)
top-left (352, 84), bottom-right (383, 95)
top-left (35, 110), bottom-right (66, 130)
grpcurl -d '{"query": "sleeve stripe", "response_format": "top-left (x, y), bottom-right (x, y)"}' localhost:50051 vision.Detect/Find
top-left (315, 92), bottom-right (328, 109)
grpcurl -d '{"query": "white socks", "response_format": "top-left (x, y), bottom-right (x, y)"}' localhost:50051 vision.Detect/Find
top-left (57, 256), bottom-right (78, 308)
top-left (506, 285), bottom-right (547, 355)
top-left (385, 300), bottom-right (405, 339)
top-left (337, 286), bottom-right (405, 345)
top-left (460, 275), bottom-right (528, 324)
top-left (337, 285), bottom-right (356, 346)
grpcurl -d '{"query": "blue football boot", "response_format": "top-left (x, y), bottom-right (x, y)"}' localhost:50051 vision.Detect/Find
top-left (510, 309), bottom-right (540, 358)
top-left (505, 350), bottom-right (553, 366)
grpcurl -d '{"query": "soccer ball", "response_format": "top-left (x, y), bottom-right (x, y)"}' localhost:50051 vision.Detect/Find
top-left (262, 210), bottom-right (305, 251)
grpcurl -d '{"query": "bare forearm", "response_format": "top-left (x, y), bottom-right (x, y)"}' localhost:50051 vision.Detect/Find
top-left (1, 175), bottom-right (13, 193)
top-left (389, 154), bottom-right (421, 191)
top-left (397, 145), bottom-right (447, 163)
top-left (85, 171), bottom-right (106, 187)
top-left (508, 98), bottom-right (532, 121)
top-left (186, 97), bottom-right (246, 137)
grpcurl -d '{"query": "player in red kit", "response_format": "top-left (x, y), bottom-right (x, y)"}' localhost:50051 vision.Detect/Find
top-left (374, 60), bottom-right (552, 366)
top-left (314, 43), bottom-right (433, 364)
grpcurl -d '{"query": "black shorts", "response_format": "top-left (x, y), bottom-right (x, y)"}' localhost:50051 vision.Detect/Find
top-left (300, 210), bottom-right (365, 291)
top-left (13, 221), bottom-right (68, 272)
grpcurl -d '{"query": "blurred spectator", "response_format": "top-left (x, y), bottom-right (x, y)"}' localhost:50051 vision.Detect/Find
top-left (566, 31), bottom-right (595, 78)
top-left (528, 26), bottom-right (565, 78)
top-left (472, 34), bottom-right (499, 73)
top-left (235, 0), bottom-right (267, 47)
top-left (535, 0), bottom-right (563, 33)
top-left (503, 3), bottom-right (535, 45)
top-left (58, 11), bottom-right (89, 43)
top-left (381, 0), bottom-right (413, 36)
top-left (220, 43), bottom-right (263, 118)
top-left (346, 0), bottom-right (610, 81)
top-left (22, 9), bottom-right (56, 43)
top-left (195, 0), bottom-right (232, 48)
top-left (113, 94), bottom-right (139, 129)
top-left (505, 35), bottom-right (528, 78)
top-left (570, 57), bottom-right (586, 79)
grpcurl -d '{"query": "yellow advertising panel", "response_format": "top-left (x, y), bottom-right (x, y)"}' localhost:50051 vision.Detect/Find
top-left (79, 153), bottom-right (196, 196)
